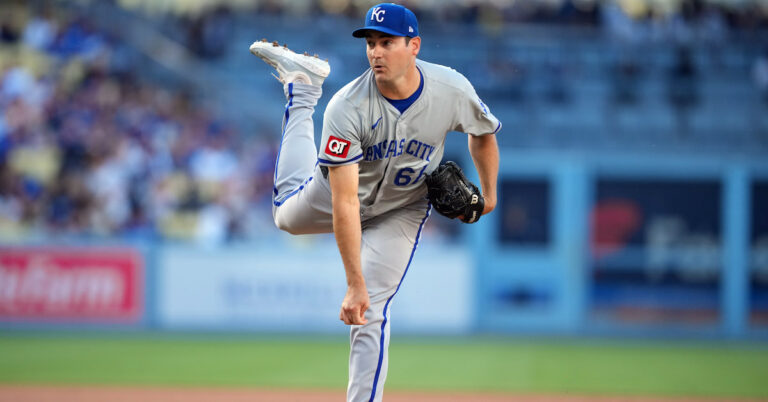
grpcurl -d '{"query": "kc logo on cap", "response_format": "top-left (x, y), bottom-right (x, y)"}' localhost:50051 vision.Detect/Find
top-left (352, 3), bottom-right (419, 38)
top-left (371, 6), bottom-right (385, 22)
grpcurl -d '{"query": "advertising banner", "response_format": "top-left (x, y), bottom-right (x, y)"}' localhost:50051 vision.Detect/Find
top-left (158, 242), bottom-right (472, 333)
top-left (0, 247), bottom-right (144, 322)
top-left (590, 178), bottom-right (722, 325)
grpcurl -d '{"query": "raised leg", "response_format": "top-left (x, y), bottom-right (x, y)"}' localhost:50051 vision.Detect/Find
top-left (249, 40), bottom-right (334, 234)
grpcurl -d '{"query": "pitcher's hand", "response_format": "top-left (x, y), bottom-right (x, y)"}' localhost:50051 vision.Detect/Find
top-left (340, 284), bottom-right (369, 325)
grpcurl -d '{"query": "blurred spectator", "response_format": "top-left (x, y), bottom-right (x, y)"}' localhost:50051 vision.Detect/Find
top-left (22, 8), bottom-right (57, 51)
top-left (600, 1), bottom-right (646, 43)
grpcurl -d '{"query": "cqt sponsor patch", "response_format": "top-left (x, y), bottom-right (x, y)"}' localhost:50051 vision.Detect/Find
top-left (325, 136), bottom-right (351, 158)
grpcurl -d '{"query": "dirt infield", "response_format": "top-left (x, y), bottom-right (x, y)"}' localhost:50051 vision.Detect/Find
top-left (0, 385), bottom-right (764, 402)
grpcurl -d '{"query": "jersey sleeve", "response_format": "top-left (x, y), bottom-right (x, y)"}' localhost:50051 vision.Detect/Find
top-left (318, 95), bottom-right (364, 167)
top-left (452, 75), bottom-right (502, 136)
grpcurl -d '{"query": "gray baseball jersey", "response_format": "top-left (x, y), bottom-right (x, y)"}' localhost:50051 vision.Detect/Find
top-left (317, 59), bottom-right (501, 220)
top-left (267, 59), bottom-right (499, 402)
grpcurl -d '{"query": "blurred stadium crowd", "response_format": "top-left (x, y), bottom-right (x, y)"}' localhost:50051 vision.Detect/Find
top-left (120, 0), bottom-right (768, 34)
top-left (0, 0), bottom-right (766, 244)
top-left (137, 0), bottom-right (768, 52)
top-left (0, 2), bottom-right (276, 244)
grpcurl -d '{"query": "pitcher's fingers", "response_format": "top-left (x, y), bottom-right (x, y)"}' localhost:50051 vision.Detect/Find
top-left (355, 308), bottom-right (368, 325)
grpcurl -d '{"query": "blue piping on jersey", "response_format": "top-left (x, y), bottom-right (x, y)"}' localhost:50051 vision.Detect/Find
top-left (273, 83), bottom-right (294, 196)
top-left (493, 121), bottom-right (502, 134)
top-left (273, 176), bottom-right (313, 207)
top-left (371, 116), bottom-right (382, 130)
top-left (317, 153), bottom-right (364, 165)
top-left (368, 203), bottom-right (432, 402)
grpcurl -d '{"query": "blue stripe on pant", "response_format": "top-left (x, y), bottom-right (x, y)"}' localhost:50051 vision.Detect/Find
top-left (365, 203), bottom-right (431, 402)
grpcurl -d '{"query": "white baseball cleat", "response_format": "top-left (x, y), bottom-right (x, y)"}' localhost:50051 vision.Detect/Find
top-left (249, 39), bottom-right (330, 86)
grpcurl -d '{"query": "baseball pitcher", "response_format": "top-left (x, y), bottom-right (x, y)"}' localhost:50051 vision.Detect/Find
top-left (249, 3), bottom-right (500, 401)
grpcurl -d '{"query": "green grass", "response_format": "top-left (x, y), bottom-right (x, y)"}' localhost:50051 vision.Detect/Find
top-left (0, 334), bottom-right (766, 399)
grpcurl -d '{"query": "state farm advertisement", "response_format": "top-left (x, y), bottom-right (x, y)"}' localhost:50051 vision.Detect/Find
top-left (0, 247), bottom-right (144, 322)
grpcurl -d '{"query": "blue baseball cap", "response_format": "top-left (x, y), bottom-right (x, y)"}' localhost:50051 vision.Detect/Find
top-left (352, 3), bottom-right (419, 38)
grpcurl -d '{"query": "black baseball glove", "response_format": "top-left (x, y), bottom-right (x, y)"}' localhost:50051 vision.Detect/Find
top-left (424, 161), bottom-right (485, 223)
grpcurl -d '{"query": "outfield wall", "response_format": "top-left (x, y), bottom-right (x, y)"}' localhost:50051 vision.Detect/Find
top-left (0, 150), bottom-right (767, 339)
top-left (0, 241), bottom-right (474, 335)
